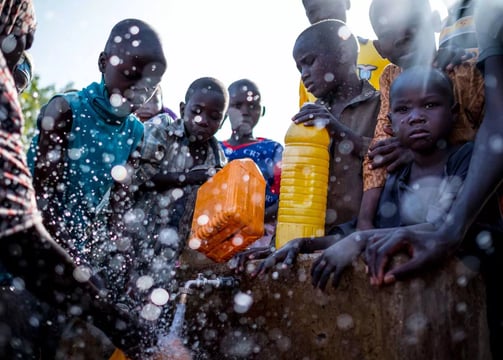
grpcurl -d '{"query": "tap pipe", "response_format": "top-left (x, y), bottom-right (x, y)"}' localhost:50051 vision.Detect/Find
top-left (182, 273), bottom-right (238, 292)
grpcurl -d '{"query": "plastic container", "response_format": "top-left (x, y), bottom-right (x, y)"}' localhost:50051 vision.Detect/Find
top-left (275, 122), bottom-right (330, 248)
top-left (109, 349), bottom-right (127, 360)
top-left (188, 158), bottom-right (266, 262)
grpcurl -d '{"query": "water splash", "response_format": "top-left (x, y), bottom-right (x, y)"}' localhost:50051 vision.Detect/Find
top-left (169, 302), bottom-right (187, 338)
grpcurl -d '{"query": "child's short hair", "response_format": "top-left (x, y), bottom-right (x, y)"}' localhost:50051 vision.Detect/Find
top-left (296, 19), bottom-right (358, 64)
top-left (228, 79), bottom-right (260, 98)
top-left (104, 18), bottom-right (165, 60)
top-left (390, 66), bottom-right (455, 106)
top-left (369, 0), bottom-right (432, 28)
top-left (185, 77), bottom-right (229, 107)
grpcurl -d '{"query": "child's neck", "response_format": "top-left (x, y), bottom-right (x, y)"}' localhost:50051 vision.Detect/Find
top-left (410, 145), bottom-right (454, 180)
top-left (401, 46), bottom-right (437, 70)
top-left (228, 131), bottom-right (255, 146)
top-left (189, 140), bottom-right (209, 165)
top-left (322, 75), bottom-right (362, 116)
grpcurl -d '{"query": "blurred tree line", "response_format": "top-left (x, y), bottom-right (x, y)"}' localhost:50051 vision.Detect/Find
top-left (19, 74), bottom-right (74, 147)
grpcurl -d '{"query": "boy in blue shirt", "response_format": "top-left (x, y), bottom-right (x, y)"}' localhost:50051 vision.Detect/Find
top-left (28, 18), bottom-right (166, 263)
top-left (220, 79), bottom-right (283, 247)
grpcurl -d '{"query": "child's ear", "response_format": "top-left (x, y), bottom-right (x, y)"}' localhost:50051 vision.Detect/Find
top-left (179, 101), bottom-right (185, 118)
top-left (386, 113), bottom-right (396, 136)
top-left (261, 105), bottom-right (266, 117)
top-left (98, 52), bottom-right (107, 73)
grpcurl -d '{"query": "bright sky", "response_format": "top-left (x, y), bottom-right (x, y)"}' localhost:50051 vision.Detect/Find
top-left (30, 0), bottom-right (447, 146)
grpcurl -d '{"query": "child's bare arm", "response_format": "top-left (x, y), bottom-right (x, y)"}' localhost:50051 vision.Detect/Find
top-left (149, 167), bottom-right (216, 189)
top-left (356, 187), bottom-right (382, 230)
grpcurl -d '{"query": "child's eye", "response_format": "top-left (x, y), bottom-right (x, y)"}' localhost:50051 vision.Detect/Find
top-left (122, 70), bottom-right (141, 81)
top-left (395, 106), bottom-right (409, 114)
top-left (298, 55), bottom-right (315, 71)
top-left (210, 113), bottom-right (223, 122)
top-left (425, 102), bottom-right (438, 109)
top-left (191, 107), bottom-right (202, 115)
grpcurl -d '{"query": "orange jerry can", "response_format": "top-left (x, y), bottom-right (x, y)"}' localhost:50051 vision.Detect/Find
top-left (189, 158), bottom-right (266, 262)
top-left (109, 349), bottom-right (127, 360)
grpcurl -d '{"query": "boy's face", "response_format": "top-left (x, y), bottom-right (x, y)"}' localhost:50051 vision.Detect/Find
top-left (227, 86), bottom-right (262, 136)
top-left (183, 90), bottom-right (227, 142)
top-left (372, 3), bottom-right (437, 68)
top-left (294, 35), bottom-right (349, 99)
top-left (100, 48), bottom-right (166, 115)
top-left (390, 80), bottom-right (455, 153)
top-left (134, 87), bottom-right (163, 122)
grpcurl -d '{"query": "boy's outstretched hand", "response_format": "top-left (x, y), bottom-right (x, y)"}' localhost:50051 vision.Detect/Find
top-left (311, 235), bottom-right (362, 291)
top-left (364, 227), bottom-right (462, 286)
top-left (251, 238), bottom-right (306, 277)
top-left (228, 246), bottom-right (273, 274)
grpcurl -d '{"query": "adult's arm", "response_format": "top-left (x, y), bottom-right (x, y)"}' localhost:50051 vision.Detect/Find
top-left (31, 96), bottom-right (77, 255)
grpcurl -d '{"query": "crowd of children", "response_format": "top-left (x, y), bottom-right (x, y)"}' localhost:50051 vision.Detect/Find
top-left (1, 0), bottom-right (502, 359)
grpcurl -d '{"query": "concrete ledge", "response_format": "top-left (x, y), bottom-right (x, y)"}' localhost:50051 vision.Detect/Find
top-left (178, 251), bottom-right (491, 360)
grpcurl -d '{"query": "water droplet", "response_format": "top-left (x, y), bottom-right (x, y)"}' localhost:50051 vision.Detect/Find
top-left (232, 235), bottom-right (244, 246)
top-left (338, 139), bottom-right (354, 155)
top-left (476, 231), bottom-right (493, 250)
top-left (172, 188), bottom-right (184, 200)
top-left (159, 228), bottom-right (179, 246)
top-left (111, 165), bottom-right (128, 182)
top-left (324, 72), bottom-right (335, 82)
top-left (336, 313), bottom-right (354, 330)
top-left (234, 292), bottom-right (253, 313)
top-left (338, 25), bottom-right (352, 40)
top-left (1, 35), bottom-right (17, 53)
top-left (73, 266), bottom-right (92, 282)
top-left (406, 312), bottom-right (428, 334)
top-left (189, 238), bottom-right (202, 250)
top-left (197, 214), bottom-right (210, 226)
top-left (109, 93), bottom-right (123, 107)
top-left (129, 25), bottom-right (140, 35)
top-left (150, 288), bottom-right (170, 306)
top-left (68, 148), bottom-right (83, 160)
top-left (109, 55), bottom-right (121, 66)
top-left (41, 116), bottom-right (55, 130)
top-left (136, 275), bottom-right (154, 291)
top-left (140, 303), bottom-right (161, 321)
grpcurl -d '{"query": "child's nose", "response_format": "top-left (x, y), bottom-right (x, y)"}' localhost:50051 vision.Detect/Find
top-left (408, 108), bottom-right (426, 124)
top-left (195, 115), bottom-right (209, 127)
